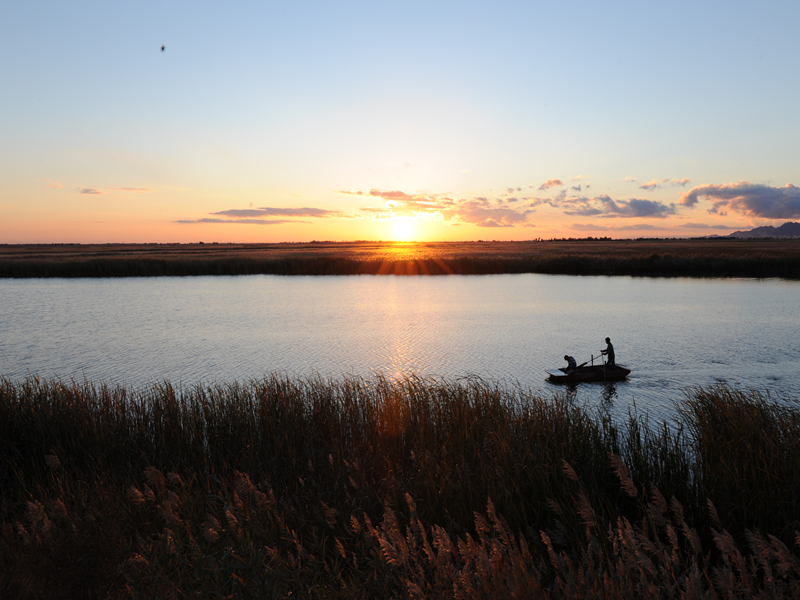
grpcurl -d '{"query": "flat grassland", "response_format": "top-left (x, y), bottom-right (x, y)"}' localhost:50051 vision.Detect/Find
top-left (2, 238), bottom-right (800, 277)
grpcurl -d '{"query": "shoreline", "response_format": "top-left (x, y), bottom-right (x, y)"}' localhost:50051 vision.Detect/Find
top-left (2, 238), bottom-right (800, 278)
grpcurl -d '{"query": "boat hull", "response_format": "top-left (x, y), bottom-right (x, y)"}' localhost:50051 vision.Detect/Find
top-left (546, 365), bottom-right (631, 383)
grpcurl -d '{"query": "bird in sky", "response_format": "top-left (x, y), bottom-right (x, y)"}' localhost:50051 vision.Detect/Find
top-left (161, 45), bottom-right (165, 52)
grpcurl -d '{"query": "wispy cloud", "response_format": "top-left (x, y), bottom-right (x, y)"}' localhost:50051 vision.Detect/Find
top-left (176, 218), bottom-right (308, 225)
top-left (568, 223), bottom-right (665, 232)
top-left (531, 194), bottom-right (676, 218)
top-left (76, 187), bottom-right (156, 195)
top-left (177, 205), bottom-right (344, 225)
top-left (569, 223), bottom-right (611, 231)
top-left (617, 224), bottom-right (665, 231)
top-left (538, 178), bottom-right (563, 191)
top-left (680, 222), bottom-right (736, 229)
top-left (347, 187), bottom-right (676, 227)
top-left (211, 207), bottom-right (341, 218)
top-left (680, 181), bottom-right (800, 218)
top-left (340, 188), bottom-right (535, 227)
top-left (667, 177), bottom-right (691, 187)
top-left (637, 177), bottom-right (690, 191)
top-left (45, 180), bottom-right (64, 190)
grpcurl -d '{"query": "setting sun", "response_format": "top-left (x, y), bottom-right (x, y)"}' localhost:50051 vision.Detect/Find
top-left (393, 218), bottom-right (415, 241)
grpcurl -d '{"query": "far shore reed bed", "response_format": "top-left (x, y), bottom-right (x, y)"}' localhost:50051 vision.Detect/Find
top-left (2, 375), bottom-right (799, 597)
top-left (3, 239), bottom-right (800, 278)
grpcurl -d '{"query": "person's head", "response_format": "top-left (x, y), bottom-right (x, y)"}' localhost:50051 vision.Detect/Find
top-left (605, 337), bottom-right (610, 343)
top-left (564, 355), bottom-right (569, 360)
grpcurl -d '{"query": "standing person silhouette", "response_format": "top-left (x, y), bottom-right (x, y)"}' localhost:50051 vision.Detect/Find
top-left (601, 337), bottom-right (615, 367)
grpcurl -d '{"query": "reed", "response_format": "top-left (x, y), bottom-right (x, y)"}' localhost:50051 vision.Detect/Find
top-left (3, 239), bottom-right (800, 278)
top-left (1, 375), bottom-right (798, 597)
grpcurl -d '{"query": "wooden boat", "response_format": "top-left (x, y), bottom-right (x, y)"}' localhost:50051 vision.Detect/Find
top-left (546, 364), bottom-right (631, 383)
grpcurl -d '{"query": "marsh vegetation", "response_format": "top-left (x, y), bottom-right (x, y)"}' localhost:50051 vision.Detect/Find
top-left (2, 375), bottom-right (799, 597)
top-left (2, 239), bottom-right (800, 278)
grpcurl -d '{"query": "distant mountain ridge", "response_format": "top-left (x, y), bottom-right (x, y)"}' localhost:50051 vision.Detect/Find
top-left (728, 222), bottom-right (800, 238)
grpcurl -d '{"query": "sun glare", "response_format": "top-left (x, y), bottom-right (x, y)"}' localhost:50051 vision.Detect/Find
top-left (394, 218), bottom-right (414, 241)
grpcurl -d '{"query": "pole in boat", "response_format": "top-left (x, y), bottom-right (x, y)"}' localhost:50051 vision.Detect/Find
top-left (600, 351), bottom-right (606, 381)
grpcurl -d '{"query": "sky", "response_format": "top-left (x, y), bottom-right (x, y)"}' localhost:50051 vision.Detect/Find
top-left (2, 0), bottom-right (799, 243)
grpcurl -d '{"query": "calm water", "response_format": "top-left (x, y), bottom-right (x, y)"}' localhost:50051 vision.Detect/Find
top-left (1, 274), bottom-right (799, 421)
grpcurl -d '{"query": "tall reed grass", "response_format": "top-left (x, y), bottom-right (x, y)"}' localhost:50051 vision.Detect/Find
top-left (1, 375), bottom-right (798, 597)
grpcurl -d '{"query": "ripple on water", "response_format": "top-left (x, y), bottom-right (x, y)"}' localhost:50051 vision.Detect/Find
top-left (1, 274), bottom-right (799, 422)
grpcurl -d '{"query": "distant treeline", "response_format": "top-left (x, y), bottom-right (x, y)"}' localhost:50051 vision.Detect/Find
top-left (3, 253), bottom-right (800, 278)
top-left (2, 375), bottom-right (799, 597)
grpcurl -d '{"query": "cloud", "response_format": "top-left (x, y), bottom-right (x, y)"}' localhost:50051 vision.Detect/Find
top-left (569, 223), bottom-right (611, 231)
top-left (538, 178), bottom-right (563, 191)
top-left (570, 175), bottom-right (589, 181)
top-left (569, 223), bottom-right (665, 232)
top-left (528, 191), bottom-right (676, 221)
top-left (679, 181), bottom-right (800, 218)
top-left (341, 188), bottom-right (535, 228)
top-left (179, 205), bottom-right (343, 225)
top-left (617, 224), bottom-right (665, 231)
top-left (45, 180), bottom-right (64, 190)
top-left (212, 207), bottom-right (341, 218)
top-left (176, 218), bottom-right (307, 225)
top-left (639, 177), bottom-right (690, 191)
top-left (623, 176), bottom-right (637, 183)
top-left (560, 195), bottom-right (676, 218)
top-left (571, 185), bottom-right (582, 192)
top-left (680, 222), bottom-right (736, 229)
top-left (445, 200), bottom-right (533, 227)
top-left (76, 186), bottom-right (156, 195)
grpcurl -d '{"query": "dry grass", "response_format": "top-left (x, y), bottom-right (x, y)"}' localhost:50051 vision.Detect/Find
top-left (1, 375), bottom-right (799, 597)
top-left (2, 239), bottom-right (800, 278)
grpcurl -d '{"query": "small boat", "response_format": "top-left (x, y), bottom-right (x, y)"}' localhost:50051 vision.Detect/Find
top-left (546, 364), bottom-right (631, 383)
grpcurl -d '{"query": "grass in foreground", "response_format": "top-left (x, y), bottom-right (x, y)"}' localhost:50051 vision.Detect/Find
top-left (1, 375), bottom-right (799, 598)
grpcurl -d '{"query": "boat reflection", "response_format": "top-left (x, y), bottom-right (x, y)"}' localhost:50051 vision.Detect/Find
top-left (601, 382), bottom-right (618, 408)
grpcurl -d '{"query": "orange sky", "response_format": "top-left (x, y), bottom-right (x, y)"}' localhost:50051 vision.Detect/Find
top-left (2, 2), bottom-right (798, 243)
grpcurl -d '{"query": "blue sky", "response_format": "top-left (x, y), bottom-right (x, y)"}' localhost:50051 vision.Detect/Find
top-left (2, 0), bottom-right (798, 242)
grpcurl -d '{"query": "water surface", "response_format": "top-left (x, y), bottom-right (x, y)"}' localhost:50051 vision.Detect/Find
top-left (2, 274), bottom-right (798, 421)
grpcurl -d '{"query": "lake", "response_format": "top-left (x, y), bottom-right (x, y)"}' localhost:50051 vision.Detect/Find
top-left (1, 274), bottom-right (799, 422)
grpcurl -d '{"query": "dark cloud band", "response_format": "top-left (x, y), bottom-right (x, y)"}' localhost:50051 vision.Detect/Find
top-left (680, 182), bottom-right (800, 219)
